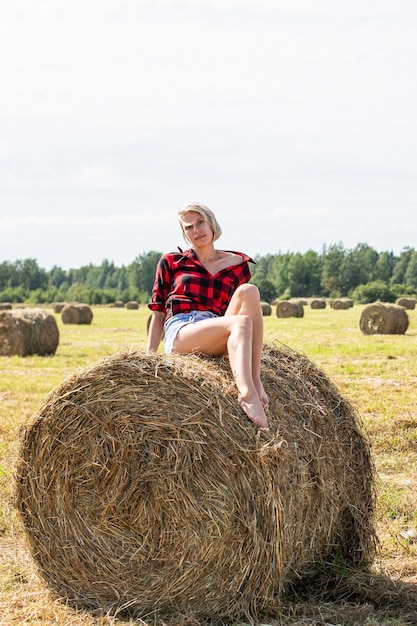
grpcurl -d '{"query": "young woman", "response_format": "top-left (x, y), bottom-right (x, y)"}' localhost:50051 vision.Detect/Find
top-left (147, 201), bottom-right (269, 431)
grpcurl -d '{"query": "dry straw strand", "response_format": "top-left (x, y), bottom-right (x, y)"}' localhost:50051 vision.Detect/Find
top-left (16, 345), bottom-right (376, 622)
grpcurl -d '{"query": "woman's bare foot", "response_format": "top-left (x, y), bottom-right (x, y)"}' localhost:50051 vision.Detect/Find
top-left (254, 378), bottom-right (269, 408)
top-left (238, 393), bottom-right (269, 431)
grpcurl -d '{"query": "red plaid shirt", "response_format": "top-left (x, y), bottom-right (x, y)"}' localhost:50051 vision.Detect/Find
top-left (148, 248), bottom-right (254, 319)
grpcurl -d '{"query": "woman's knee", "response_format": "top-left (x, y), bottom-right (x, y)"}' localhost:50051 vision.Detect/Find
top-left (234, 283), bottom-right (261, 303)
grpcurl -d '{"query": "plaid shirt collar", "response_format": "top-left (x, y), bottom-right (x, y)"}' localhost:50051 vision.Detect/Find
top-left (177, 247), bottom-right (254, 265)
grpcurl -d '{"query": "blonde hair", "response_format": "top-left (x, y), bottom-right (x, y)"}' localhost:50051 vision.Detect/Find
top-left (178, 202), bottom-right (222, 243)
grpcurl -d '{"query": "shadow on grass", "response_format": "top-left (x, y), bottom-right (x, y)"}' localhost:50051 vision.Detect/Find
top-left (276, 566), bottom-right (417, 625)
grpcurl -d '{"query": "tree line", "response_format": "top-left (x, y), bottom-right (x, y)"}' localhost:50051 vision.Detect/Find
top-left (1, 243), bottom-right (416, 306)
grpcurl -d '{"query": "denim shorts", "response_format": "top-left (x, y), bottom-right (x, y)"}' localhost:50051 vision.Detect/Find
top-left (163, 310), bottom-right (219, 354)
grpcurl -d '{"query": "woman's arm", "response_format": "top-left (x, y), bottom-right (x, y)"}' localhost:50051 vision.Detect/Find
top-left (146, 310), bottom-right (166, 352)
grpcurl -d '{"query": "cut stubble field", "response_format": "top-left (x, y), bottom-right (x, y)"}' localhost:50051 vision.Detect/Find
top-left (0, 304), bottom-right (416, 626)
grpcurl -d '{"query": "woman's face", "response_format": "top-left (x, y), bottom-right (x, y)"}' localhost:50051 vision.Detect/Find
top-left (182, 211), bottom-right (213, 246)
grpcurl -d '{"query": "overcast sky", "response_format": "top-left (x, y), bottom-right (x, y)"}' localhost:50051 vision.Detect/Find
top-left (1, 0), bottom-right (416, 270)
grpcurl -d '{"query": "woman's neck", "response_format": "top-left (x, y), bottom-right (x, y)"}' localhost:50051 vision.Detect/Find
top-left (193, 244), bottom-right (219, 263)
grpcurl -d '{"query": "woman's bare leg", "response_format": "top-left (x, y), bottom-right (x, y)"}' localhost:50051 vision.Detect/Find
top-left (171, 286), bottom-right (269, 430)
top-left (224, 314), bottom-right (269, 430)
top-left (225, 284), bottom-right (269, 407)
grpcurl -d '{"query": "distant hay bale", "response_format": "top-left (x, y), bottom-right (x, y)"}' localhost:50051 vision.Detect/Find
top-left (16, 346), bottom-right (376, 622)
top-left (0, 308), bottom-right (59, 356)
top-left (112, 300), bottom-right (124, 308)
top-left (77, 304), bottom-right (93, 324)
top-left (276, 300), bottom-right (304, 318)
top-left (61, 304), bottom-right (93, 325)
top-left (310, 299), bottom-right (326, 309)
top-left (331, 298), bottom-right (353, 310)
top-left (0, 302), bottom-right (12, 310)
top-left (52, 302), bottom-right (66, 314)
top-left (261, 302), bottom-right (272, 315)
top-left (290, 298), bottom-right (308, 306)
top-left (125, 301), bottom-right (139, 310)
top-left (60, 304), bottom-right (79, 324)
top-left (396, 297), bottom-right (416, 310)
top-left (359, 302), bottom-right (409, 335)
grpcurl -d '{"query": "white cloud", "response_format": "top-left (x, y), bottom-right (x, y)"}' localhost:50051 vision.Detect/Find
top-left (0, 0), bottom-right (416, 268)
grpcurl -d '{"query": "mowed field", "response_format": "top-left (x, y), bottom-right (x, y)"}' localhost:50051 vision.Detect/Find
top-left (0, 304), bottom-right (416, 626)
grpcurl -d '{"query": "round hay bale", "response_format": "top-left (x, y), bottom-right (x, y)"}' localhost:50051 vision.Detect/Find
top-left (331, 298), bottom-right (353, 310)
top-left (61, 304), bottom-right (93, 325)
top-left (61, 304), bottom-right (80, 324)
top-left (125, 300), bottom-right (139, 310)
top-left (261, 301), bottom-right (272, 316)
top-left (112, 300), bottom-right (124, 308)
top-left (77, 304), bottom-right (93, 324)
top-left (52, 302), bottom-right (66, 314)
top-left (359, 302), bottom-right (409, 335)
top-left (0, 308), bottom-right (59, 356)
top-left (289, 298), bottom-right (308, 306)
top-left (276, 300), bottom-right (304, 318)
top-left (0, 302), bottom-right (12, 310)
top-left (16, 347), bottom-right (376, 621)
top-left (310, 299), bottom-right (326, 309)
top-left (396, 297), bottom-right (416, 310)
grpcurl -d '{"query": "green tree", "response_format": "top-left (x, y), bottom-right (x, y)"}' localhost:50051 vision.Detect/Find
top-left (302, 250), bottom-right (322, 296)
top-left (351, 281), bottom-right (396, 304)
top-left (391, 247), bottom-right (415, 284)
top-left (320, 243), bottom-right (346, 296)
top-left (339, 243), bottom-right (378, 293)
top-left (250, 275), bottom-right (277, 302)
top-left (404, 250), bottom-right (417, 289)
top-left (252, 253), bottom-right (277, 277)
top-left (129, 251), bottom-right (162, 295)
top-left (287, 253), bottom-right (309, 296)
top-left (373, 251), bottom-right (395, 283)
top-left (269, 253), bottom-right (292, 298)
top-left (49, 265), bottom-right (68, 289)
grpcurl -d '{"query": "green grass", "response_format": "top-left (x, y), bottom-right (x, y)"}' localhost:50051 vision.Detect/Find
top-left (0, 303), bottom-right (416, 625)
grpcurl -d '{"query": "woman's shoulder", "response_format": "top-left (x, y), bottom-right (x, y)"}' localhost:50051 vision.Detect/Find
top-left (159, 249), bottom-right (197, 268)
top-left (222, 250), bottom-right (255, 265)
top-left (211, 250), bottom-right (254, 275)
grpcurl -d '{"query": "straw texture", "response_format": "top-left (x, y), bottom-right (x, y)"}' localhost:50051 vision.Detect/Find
top-left (310, 299), bottom-right (326, 309)
top-left (0, 308), bottom-right (59, 356)
top-left (359, 302), bottom-right (409, 335)
top-left (276, 301), bottom-right (304, 318)
top-left (61, 303), bottom-right (93, 325)
top-left (396, 297), bottom-right (416, 310)
top-left (16, 345), bottom-right (376, 622)
top-left (330, 298), bottom-right (353, 310)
